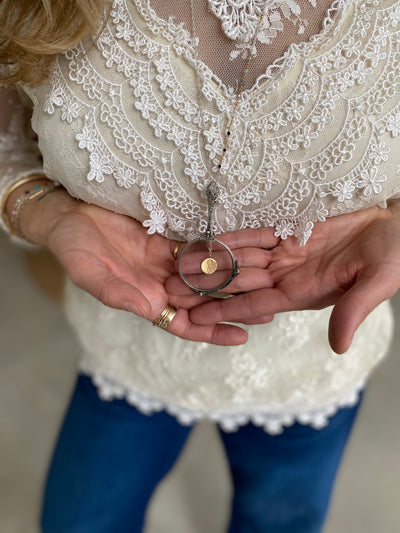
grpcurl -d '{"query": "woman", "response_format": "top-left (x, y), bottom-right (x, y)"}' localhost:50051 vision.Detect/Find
top-left (1, 1), bottom-right (400, 532)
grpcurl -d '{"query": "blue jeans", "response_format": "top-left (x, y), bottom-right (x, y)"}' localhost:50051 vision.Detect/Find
top-left (41, 375), bottom-right (362, 533)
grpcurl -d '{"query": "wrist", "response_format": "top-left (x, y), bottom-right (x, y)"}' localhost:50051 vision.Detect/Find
top-left (5, 178), bottom-right (79, 246)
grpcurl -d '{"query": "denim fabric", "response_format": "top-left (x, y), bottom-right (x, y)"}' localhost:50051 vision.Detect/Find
top-left (219, 403), bottom-right (360, 533)
top-left (41, 375), bottom-right (361, 533)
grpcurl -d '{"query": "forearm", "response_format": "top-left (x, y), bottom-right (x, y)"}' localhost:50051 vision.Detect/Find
top-left (3, 176), bottom-right (79, 247)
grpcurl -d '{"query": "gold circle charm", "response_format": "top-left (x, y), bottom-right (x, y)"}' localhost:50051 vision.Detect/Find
top-left (201, 257), bottom-right (217, 275)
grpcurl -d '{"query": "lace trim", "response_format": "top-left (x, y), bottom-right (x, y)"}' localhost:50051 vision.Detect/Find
top-left (80, 364), bottom-right (365, 434)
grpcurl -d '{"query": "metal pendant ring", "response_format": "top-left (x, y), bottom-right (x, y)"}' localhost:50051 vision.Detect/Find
top-left (177, 237), bottom-right (240, 297)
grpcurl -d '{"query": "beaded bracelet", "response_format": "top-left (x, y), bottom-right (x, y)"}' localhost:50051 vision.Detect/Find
top-left (1, 175), bottom-right (63, 241)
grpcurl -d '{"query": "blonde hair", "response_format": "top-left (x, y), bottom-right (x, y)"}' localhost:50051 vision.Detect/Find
top-left (0, 0), bottom-right (105, 86)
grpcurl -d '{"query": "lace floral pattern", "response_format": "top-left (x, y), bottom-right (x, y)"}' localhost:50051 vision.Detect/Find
top-left (24, 0), bottom-right (400, 247)
top-left (208, 0), bottom-right (319, 59)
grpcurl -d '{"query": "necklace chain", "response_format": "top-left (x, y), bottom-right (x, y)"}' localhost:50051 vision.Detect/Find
top-left (176, 1), bottom-right (267, 294)
top-left (189, 0), bottom-right (267, 233)
top-left (190, 0), bottom-right (267, 166)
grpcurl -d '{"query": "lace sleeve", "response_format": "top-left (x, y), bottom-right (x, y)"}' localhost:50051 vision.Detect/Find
top-left (0, 85), bottom-right (44, 243)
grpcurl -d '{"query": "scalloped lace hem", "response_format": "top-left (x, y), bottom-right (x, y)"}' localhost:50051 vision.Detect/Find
top-left (79, 365), bottom-right (365, 435)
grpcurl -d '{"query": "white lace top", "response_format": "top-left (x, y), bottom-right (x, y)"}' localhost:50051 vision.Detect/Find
top-left (1, 0), bottom-right (398, 433)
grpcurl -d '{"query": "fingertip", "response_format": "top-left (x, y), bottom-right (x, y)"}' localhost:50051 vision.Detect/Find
top-left (125, 299), bottom-right (150, 319)
top-left (331, 338), bottom-right (353, 355)
top-left (229, 326), bottom-right (248, 345)
top-left (166, 275), bottom-right (198, 298)
top-left (329, 334), bottom-right (352, 355)
top-left (210, 323), bottom-right (248, 346)
top-left (328, 308), bottom-right (354, 355)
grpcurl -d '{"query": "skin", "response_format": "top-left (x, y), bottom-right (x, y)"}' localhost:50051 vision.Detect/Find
top-left (8, 180), bottom-right (400, 352)
top-left (8, 183), bottom-right (278, 345)
top-left (186, 203), bottom-right (400, 353)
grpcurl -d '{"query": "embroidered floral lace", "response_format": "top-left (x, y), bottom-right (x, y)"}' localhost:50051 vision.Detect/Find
top-left (0, 0), bottom-right (398, 432)
top-left (208, 0), bottom-right (324, 60)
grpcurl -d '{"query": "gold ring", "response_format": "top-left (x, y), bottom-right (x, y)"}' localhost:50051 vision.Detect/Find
top-left (172, 241), bottom-right (184, 260)
top-left (152, 304), bottom-right (178, 330)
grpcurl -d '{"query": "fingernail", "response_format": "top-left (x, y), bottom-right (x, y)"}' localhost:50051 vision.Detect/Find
top-left (125, 302), bottom-right (144, 316)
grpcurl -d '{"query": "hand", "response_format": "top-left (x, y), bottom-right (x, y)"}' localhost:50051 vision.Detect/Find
top-left (188, 203), bottom-right (400, 353)
top-left (16, 183), bottom-right (279, 345)
top-left (41, 201), bottom-right (255, 345)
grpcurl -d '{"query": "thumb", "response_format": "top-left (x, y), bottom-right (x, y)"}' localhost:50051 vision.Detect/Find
top-left (329, 270), bottom-right (398, 354)
top-left (70, 263), bottom-right (152, 319)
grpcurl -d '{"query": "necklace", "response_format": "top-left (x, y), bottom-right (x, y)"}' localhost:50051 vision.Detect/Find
top-left (177, 0), bottom-right (267, 297)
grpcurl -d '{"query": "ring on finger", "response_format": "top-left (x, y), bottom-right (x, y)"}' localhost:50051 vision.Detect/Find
top-left (153, 304), bottom-right (178, 330)
top-left (172, 241), bottom-right (185, 260)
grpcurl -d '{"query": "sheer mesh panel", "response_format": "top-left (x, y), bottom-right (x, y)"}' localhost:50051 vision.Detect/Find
top-left (151, 0), bottom-right (334, 91)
